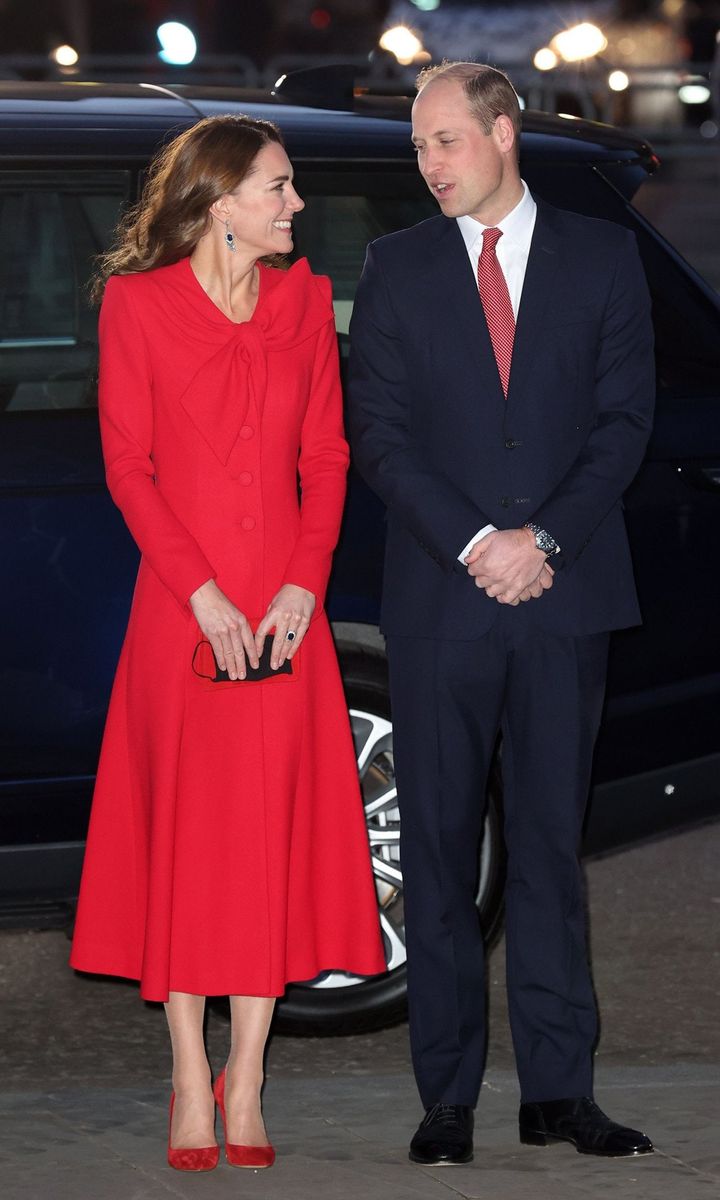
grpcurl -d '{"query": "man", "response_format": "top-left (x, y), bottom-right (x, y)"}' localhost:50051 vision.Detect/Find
top-left (348, 62), bottom-right (655, 1165)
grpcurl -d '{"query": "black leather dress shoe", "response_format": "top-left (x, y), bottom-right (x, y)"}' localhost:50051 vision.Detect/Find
top-left (409, 1103), bottom-right (474, 1165)
top-left (519, 1097), bottom-right (654, 1157)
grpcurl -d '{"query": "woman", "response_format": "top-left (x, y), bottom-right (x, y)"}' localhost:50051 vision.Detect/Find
top-left (69, 115), bottom-right (386, 1172)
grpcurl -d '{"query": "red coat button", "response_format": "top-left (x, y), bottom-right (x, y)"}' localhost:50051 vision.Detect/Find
top-left (240, 516), bottom-right (256, 531)
top-left (238, 471), bottom-right (253, 486)
top-left (239, 425), bottom-right (254, 440)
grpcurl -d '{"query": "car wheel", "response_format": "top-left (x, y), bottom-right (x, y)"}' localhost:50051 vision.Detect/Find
top-left (273, 645), bottom-right (506, 1035)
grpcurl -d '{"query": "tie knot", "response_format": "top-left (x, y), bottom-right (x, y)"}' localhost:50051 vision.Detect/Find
top-left (481, 227), bottom-right (502, 254)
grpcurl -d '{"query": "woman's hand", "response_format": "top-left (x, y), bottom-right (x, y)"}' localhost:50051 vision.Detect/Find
top-left (255, 584), bottom-right (316, 669)
top-left (189, 579), bottom-right (259, 680)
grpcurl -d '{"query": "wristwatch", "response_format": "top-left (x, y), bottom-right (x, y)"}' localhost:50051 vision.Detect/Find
top-left (524, 522), bottom-right (561, 559)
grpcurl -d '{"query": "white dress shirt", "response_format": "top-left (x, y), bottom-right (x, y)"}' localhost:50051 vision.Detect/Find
top-left (455, 180), bottom-right (538, 563)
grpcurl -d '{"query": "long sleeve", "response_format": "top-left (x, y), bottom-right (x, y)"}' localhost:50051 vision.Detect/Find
top-left (530, 232), bottom-right (655, 568)
top-left (348, 242), bottom-right (493, 573)
top-left (98, 276), bottom-right (216, 608)
top-left (282, 315), bottom-right (349, 606)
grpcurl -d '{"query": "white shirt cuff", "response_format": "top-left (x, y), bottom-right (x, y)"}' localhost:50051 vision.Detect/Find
top-left (458, 524), bottom-right (497, 563)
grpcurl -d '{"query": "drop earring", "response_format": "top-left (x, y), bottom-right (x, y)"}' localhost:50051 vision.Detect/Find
top-left (224, 219), bottom-right (237, 253)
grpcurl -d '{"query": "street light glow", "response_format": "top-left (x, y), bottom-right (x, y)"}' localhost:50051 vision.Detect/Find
top-left (533, 48), bottom-right (558, 72)
top-left (678, 83), bottom-right (711, 105)
top-left (551, 23), bottom-right (608, 63)
top-left (51, 44), bottom-right (79, 67)
top-left (608, 70), bottom-right (630, 92)
top-left (157, 22), bottom-right (197, 66)
top-left (379, 26), bottom-right (424, 65)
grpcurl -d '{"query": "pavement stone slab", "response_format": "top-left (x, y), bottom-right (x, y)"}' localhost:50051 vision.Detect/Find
top-left (1, 1069), bottom-right (719, 1200)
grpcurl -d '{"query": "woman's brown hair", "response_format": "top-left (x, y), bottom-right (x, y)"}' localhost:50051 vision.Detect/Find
top-left (91, 114), bottom-right (284, 302)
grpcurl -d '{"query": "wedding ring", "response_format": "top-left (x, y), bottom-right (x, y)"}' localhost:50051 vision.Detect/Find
top-left (286, 630), bottom-right (296, 642)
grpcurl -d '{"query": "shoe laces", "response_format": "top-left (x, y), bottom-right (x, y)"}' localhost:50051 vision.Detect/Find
top-left (424, 1103), bottom-right (464, 1129)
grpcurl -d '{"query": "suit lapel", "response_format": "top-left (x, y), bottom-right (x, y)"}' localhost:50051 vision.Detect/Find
top-left (417, 204), bottom-right (564, 409)
top-left (422, 218), bottom-right (506, 404)
top-left (507, 200), bottom-right (561, 409)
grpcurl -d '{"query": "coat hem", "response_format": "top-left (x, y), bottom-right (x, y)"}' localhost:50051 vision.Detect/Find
top-left (69, 950), bottom-right (387, 1003)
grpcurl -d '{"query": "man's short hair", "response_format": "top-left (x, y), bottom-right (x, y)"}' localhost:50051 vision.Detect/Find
top-left (416, 61), bottom-right (522, 146)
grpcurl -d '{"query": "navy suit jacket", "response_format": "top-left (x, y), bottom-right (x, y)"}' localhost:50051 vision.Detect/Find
top-left (347, 197), bottom-right (655, 638)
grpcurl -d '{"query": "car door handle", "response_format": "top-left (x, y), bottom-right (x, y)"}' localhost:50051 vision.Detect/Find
top-left (678, 464), bottom-right (720, 493)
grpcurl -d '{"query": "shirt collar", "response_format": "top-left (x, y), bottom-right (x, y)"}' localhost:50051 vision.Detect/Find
top-left (456, 180), bottom-right (536, 256)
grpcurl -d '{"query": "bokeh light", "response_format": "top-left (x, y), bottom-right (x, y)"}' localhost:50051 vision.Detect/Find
top-left (51, 45), bottom-right (79, 67)
top-left (551, 23), bottom-right (608, 63)
top-left (157, 22), bottom-right (197, 66)
top-left (608, 70), bottom-right (630, 92)
top-left (310, 9), bottom-right (331, 31)
top-left (678, 83), bottom-right (711, 105)
top-left (533, 48), bottom-right (558, 72)
top-left (379, 26), bottom-right (424, 65)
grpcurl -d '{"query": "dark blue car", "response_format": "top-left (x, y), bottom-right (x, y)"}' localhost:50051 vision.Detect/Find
top-left (1, 79), bottom-right (718, 1033)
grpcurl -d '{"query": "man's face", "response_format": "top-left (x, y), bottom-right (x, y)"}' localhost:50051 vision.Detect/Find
top-left (411, 79), bottom-right (513, 223)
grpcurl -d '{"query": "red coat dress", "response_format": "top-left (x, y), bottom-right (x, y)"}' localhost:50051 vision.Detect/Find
top-left (69, 256), bottom-right (386, 1001)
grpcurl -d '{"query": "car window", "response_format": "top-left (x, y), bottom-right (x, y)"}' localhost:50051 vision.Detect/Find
top-left (526, 161), bottom-right (720, 401)
top-left (0, 171), bottom-right (130, 412)
top-left (291, 170), bottom-right (437, 345)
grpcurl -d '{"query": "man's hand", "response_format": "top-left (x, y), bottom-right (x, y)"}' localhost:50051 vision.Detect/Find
top-left (465, 528), bottom-right (550, 605)
top-left (515, 563), bottom-right (555, 604)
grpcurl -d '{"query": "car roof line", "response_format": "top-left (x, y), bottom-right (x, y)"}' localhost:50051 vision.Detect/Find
top-left (137, 81), bottom-right (205, 121)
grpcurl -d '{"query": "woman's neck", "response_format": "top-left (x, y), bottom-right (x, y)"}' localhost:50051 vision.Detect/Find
top-left (189, 235), bottom-right (260, 324)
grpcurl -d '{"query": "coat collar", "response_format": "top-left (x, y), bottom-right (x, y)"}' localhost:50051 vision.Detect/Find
top-left (161, 258), bottom-right (332, 465)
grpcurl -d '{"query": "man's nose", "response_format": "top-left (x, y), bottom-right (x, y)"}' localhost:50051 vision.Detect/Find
top-left (422, 147), bottom-right (442, 177)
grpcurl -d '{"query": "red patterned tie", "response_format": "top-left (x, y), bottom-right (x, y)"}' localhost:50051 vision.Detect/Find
top-left (477, 227), bottom-right (515, 398)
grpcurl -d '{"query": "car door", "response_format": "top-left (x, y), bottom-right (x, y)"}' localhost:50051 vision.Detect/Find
top-left (0, 168), bottom-right (139, 873)
top-left (524, 155), bottom-right (720, 828)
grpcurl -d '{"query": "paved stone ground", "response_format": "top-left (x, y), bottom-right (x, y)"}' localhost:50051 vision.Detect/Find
top-left (1, 821), bottom-right (718, 1199)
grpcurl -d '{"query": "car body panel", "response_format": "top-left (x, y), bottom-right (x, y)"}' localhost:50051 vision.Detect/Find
top-left (0, 81), bottom-right (718, 912)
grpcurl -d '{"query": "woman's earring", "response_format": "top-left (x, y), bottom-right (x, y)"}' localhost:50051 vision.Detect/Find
top-left (224, 220), bottom-right (237, 253)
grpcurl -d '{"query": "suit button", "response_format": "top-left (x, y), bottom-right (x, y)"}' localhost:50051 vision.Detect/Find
top-left (500, 496), bottom-right (510, 508)
top-left (238, 471), bottom-right (253, 486)
top-left (505, 438), bottom-right (515, 449)
top-left (240, 516), bottom-right (256, 531)
top-left (239, 425), bottom-right (254, 440)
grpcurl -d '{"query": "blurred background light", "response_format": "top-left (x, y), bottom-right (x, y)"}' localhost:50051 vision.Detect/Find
top-left (678, 83), bottom-right (711, 104)
top-left (379, 26), bottom-right (424, 65)
top-left (309, 8), bottom-right (332, 31)
top-left (533, 48), bottom-right (558, 72)
top-left (51, 45), bottom-right (79, 67)
top-left (608, 70), bottom-right (630, 92)
top-left (410, 0), bottom-right (441, 9)
top-left (551, 23), bottom-right (608, 64)
top-left (157, 22), bottom-right (197, 66)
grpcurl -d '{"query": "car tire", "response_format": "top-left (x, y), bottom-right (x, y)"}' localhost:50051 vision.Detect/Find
top-left (273, 643), bottom-right (506, 1035)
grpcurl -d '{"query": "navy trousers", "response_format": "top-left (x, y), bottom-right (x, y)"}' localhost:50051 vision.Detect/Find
top-left (387, 610), bottom-right (609, 1107)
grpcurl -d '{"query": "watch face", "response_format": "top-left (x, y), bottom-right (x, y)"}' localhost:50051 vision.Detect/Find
top-left (528, 524), bottom-right (557, 555)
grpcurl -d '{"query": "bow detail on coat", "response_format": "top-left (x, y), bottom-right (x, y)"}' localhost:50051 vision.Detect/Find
top-left (177, 258), bottom-right (333, 465)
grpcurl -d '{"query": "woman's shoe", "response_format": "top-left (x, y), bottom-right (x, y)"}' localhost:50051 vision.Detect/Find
top-left (167, 1092), bottom-right (220, 1171)
top-left (213, 1068), bottom-right (275, 1169)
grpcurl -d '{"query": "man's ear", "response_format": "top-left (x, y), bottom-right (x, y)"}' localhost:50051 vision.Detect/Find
top-left (493, 114), bottom-right (517, 156)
